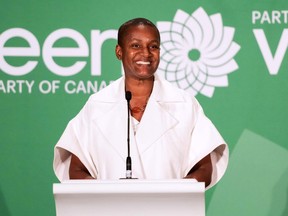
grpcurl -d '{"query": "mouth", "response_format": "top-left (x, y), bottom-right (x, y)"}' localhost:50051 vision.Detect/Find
top-left (136, 61), bottom-right (151, 65)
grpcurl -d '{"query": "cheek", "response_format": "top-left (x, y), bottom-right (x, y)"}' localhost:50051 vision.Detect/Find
top-left (123, 51), bottom-right (136, 61)
top-left (153, 51), bottom-right (160, 59)
top-left (154, 53), bottom-right (160, 63)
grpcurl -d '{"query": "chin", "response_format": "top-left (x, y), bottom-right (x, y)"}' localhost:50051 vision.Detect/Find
top-left (137, 73), bottom-right (155, 80)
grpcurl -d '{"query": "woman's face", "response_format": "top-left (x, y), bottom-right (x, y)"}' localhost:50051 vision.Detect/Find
top-left (116, 24), bottom-right (160, 80)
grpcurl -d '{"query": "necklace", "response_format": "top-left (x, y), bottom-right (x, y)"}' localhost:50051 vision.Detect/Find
top-left (130, 103), bottom-right (147, 113)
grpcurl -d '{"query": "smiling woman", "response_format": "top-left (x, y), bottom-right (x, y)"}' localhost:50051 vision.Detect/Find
top-left (53, 17), bottom-right (229, 190)
top-left (115, 19), bottom-right (161, 81)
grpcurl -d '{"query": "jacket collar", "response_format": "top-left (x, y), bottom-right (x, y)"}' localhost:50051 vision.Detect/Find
top-left (92, 73), bottom-right (185, 159)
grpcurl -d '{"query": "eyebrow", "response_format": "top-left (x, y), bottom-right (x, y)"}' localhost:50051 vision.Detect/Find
top-left (129, 38), bottom-right (160, 43)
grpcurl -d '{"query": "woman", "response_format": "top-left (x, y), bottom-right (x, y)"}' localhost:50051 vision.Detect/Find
top-left (54, 18), bottom-right (229, 189)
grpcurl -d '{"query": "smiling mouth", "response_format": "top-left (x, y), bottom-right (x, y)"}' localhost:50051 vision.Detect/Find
top-left (136, 61), bottom-right (151, 65)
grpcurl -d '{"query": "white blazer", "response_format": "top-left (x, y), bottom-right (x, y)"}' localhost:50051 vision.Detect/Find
top-left (53, 74), bottom-right (228, 189)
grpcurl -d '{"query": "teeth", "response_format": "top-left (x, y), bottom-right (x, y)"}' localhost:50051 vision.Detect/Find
top-left (136, 61), bottom-right (150, 65)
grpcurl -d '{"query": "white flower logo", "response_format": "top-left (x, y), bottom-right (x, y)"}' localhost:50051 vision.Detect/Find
top-left (157, 7), bottom-right (240, 97)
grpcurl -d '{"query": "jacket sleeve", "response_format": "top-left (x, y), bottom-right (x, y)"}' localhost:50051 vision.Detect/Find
top-left (184, 99), bottom-right (229, 190)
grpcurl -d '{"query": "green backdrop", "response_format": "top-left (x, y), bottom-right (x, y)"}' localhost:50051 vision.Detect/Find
top-left (1, 0), bottom-right (287, 215)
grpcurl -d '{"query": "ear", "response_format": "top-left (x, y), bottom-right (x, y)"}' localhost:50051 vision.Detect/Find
top-left (115, 45), bottom-right (122, 60)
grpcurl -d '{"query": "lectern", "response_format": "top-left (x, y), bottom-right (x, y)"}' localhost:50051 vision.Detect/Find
top-left (53, 179), bottom-right (205, 216)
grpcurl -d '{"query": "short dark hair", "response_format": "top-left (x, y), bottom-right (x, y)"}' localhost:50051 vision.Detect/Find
top-left (117, 18), bottom-right (160, 46)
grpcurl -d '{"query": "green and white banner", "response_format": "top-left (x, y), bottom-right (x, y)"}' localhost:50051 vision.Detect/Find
top-left (1, 0), bottom-right (287, 215)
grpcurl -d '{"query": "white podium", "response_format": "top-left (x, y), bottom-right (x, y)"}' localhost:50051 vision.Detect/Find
top-left (53, 179), bottom-right (205, 216)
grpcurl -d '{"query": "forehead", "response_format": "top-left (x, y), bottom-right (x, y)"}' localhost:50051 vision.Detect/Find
top-left (123, 24), bottom-right (160, 42)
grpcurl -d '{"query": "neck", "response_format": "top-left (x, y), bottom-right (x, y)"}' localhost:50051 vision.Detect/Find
top-left (125, 75), bottom-right (154, 121)
top-left (125, 75), bottom-right (154, 97)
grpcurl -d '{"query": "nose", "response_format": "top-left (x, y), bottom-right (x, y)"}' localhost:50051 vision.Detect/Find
top-left (142, 46), bottom-right (152, 57)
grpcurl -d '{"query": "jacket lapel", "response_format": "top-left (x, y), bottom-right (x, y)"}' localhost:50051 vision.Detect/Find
top-left (92, 78), bottom-right (128, 160)
top-left (134, 74), bottom-right (184, 154)
top-left (91, 74), bottom-right (185, 163)
top-left (135, 99), bottom-right (178, 154)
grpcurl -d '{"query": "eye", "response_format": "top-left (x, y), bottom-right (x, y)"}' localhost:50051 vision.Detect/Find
top-left (149, 44), bottom-right (160, 50)
top-left (131, 43), bottom-right (141, 49)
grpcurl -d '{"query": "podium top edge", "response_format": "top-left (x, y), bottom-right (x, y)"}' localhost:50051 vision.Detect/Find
top-left (58, 179), bottom-right (199, 184)
top-left (53, 179), bottom-right (205, 194)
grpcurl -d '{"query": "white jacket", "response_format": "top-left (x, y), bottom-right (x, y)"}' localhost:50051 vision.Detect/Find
top-left (53, 74), bottom-right (228, 189)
